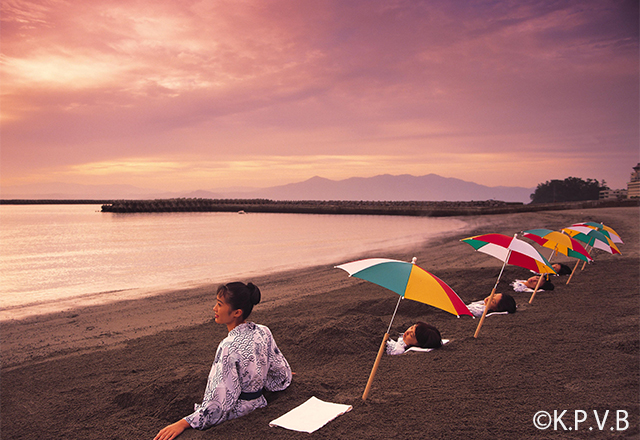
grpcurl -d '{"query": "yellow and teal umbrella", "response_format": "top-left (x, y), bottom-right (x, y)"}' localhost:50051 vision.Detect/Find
top-left (335, 258), bottom-right (472, 317)
top-left (336, 257), bottom-right (471, 400)
top-left (522, 228), bottom-right (593, 293)
top-left (522, 229), bottom-right (592, 263)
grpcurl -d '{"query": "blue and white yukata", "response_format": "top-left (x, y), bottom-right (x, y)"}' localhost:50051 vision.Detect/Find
top-left (185, 322), bottom-right (292, 430)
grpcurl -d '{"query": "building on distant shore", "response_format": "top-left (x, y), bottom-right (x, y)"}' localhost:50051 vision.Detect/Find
top-left (599, 188), bottom-right (628, 200)
top-left (628, 163), bottom-right (640, 199)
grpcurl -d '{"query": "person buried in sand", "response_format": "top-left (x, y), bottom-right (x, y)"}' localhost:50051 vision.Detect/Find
top-left (386, 321), bottom-right (443, 355)
top-left (512, 268), bottom-right (565, 292)
top-left (552, 263), bottom-right (572, 276)
top-left (467, 293), bottom-right (517, 318)
top-left (154, 282), bottom-right (292, 440)
top-left (513, 274), bottom-right (555, 292)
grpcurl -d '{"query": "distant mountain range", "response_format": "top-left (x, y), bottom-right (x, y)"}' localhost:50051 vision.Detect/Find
top-left (2, 174), bottom-right (534, 203)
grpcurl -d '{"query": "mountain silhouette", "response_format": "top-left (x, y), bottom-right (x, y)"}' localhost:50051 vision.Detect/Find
top-left (2, 174), bottom-right (533, 203)
top-left (244, 174), bottom-right (533, 203)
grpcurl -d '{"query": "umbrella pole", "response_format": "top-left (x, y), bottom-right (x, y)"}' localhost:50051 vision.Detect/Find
top-left (546, 243), bottom-right (558, 265)
top-left (566, 259), bottom-right (581, 285)
top-left (581, 244), bottom-right (593, 271)
top-left (362, 333), bottom-right (390, 401)
top-left (474, 251), bottom-right (510, 338)
top-left (362, 296), bottom-right (402, 401)
top-left (473, 287), bottom-right (494, 339)
top-left (530, 244), bottom-right (555, 304)
top-left (528, 275), bottom-right (545, 304)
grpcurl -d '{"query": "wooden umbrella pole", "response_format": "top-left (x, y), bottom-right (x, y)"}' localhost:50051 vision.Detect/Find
top-left (529, 244), bottom-right (555, 304)
top-left (362, 332), bottom-right (390, 401)
top-left (473, 287), bottom-right (494, 338)
top-left (528, 274), bottom-right (545, 304)
top-left (566, 259), bottom-right (581, 285)
top-left (362, 296), bottom-right (402, 401)
top-left (581, 244), bottom-right (592, 271)
top-left (474, 248), bottom-right (510, 339)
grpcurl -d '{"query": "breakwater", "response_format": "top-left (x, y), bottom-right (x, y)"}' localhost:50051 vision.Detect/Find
top-left (1, 199), bottom-right (114, 205)
top-left (99, 198), bottom-right (638, 216)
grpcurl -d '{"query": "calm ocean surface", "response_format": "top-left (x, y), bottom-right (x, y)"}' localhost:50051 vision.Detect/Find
top-left (0, 205), bottom-right (468, 320)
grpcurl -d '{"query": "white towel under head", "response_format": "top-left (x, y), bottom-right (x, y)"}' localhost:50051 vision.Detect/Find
top-left (405, 338), bottom-right (450, 353)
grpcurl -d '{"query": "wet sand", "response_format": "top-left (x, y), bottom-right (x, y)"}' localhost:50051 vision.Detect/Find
top-left (2, 207), bottom-right (638, 439)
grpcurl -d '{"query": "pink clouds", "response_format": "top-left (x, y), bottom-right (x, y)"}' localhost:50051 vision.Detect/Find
top-left (1, 0), bottom-right (638, 191)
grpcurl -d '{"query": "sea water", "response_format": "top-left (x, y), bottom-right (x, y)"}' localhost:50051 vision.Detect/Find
top-left (0, 204), bottom-right (468, 320)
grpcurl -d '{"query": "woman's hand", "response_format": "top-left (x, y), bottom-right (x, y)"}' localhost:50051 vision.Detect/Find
top-left (153, 419), bottom-right (191, 440)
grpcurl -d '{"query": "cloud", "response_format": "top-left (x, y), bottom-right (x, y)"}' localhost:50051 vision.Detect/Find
top-left (1, 0), bottom-right (638, 190)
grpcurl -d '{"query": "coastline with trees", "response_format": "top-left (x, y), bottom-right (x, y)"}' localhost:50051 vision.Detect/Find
top-left (3, 176), bottom-right (635, 216)
top-left (98, 197), bottom-right (636, 216)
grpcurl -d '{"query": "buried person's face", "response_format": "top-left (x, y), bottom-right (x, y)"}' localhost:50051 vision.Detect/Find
top-left (403, 324), bottom-right (419, 346)
top-left (525, 276), bottom-right (541, 288)
top-left (483, 293), bottom-right (502, 312)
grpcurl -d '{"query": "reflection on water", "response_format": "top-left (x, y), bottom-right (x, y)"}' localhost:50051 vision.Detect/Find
top-left (0, 205), bottom-right (467, 319)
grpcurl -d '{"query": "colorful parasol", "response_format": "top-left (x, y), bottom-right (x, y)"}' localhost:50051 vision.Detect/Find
top-left (522, 229), bottom-right (592, 262)
top-left (574, 222), bottom-right (623, 244)
top-left (335, 257), bottom-right (471, 400)
top-left (461, 233), bottom-right (556, 337)
top-left (335, 258), bottom-right (472, 317)
top-left (522, 228), bottom-right (593, 296)
top-left (461, 233), bottom-right (557, 275)
top-left (563, 225), bottom-right (621, 255)
top-left (562, 225), bottom-right (621, 283)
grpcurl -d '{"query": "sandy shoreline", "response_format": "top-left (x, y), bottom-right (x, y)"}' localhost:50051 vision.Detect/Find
top-left (2, 206), bottom-right (638, 439)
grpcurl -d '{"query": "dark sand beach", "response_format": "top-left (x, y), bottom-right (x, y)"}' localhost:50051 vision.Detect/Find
top-left (2, 207), bottom-right (638, 439)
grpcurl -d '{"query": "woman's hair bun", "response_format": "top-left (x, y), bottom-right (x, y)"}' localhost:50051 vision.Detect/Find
top-left (247, 282), bottom-right (261, 305)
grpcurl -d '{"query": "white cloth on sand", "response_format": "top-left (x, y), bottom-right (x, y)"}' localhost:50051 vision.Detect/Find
top-left (386, 335), bottom-right (450, 355)
top-left (510, 280), bottom-right (546, 293)
top-left (269, 396), bottom-right (352, 433)
top-left (466, 300), bottom-right (509, 318)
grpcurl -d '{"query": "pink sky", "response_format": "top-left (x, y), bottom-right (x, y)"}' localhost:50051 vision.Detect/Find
top-left (2, 0), bottom-right (638, 192)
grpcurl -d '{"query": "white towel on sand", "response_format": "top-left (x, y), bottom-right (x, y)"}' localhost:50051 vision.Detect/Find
top-left (511, 279), bottom-right (545, 293)
top-left (269, 396), bottom-right (353, 433)
top-left (405, 338), bottom-right (450, 353)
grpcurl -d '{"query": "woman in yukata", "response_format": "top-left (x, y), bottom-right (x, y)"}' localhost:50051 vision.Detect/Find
top-left (386, 321), bottom-right (443, 355)
top-left (154, 282), bottom-right (292, 440)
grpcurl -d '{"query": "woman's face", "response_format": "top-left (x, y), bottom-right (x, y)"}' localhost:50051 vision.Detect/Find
top-left (525, 276), bottom-right (540, 287)
top-left (484, 293), bottom-right (502, 311)
top-left (213, 293), bottom-right (240, 327)
top-left (403, 324), bottom-right (419, 346)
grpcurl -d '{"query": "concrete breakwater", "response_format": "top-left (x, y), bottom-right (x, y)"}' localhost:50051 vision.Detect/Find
top-left (100, 198), bottom-right (637, 216)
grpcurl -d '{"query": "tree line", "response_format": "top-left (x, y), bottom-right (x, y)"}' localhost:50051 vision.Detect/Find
top-left (530, 177), bottom-right (608, 204)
